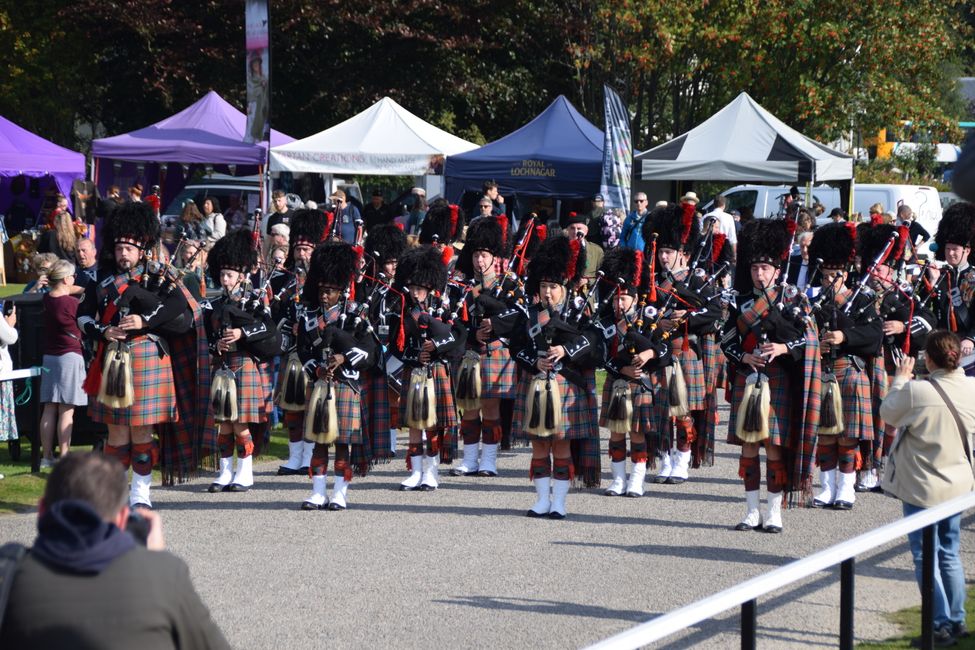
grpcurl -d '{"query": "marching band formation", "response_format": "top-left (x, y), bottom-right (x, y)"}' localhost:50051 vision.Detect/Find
top-left (76, 196), bottom-right (975, 529)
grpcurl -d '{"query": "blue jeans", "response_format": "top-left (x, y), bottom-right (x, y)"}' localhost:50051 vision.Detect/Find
top-left (903, 502), bottom-right (966, 629)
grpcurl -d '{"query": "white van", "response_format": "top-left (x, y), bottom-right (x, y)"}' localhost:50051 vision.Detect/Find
top-left (852, 184), bottom-right (942, 238)
top-left (701, 184), bottom-right (841, 219)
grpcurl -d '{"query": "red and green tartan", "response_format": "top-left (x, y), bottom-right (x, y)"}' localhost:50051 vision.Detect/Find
top-left (398, 361), bottom-right (459, 463)
top-left (650, 343), bottom-right (705, 433)
top-left (830, 356), bottom-right (874, 442)
top-left (332, 380), bottom-right (363, 446)
top-left (159, 283), bottom-right (214, 484)
top-left (700, 332), bottom-right (723, 393)
top-left (727, 292), bottom-right (821, 502)
top-left (479, 339), bottom-right (517, 398)
top-left (361, 370), bottom-right (394, 465)
top-left (598, 379), bottom-right (654, 436)
top-left (211, 351), bottom-right (270, 424)
top-left (90, 336), bottom-right (177, 426)
top-left (864, 357), bottom-right (889, 470)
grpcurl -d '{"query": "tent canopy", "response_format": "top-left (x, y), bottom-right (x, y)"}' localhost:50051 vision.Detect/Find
top-left (269, 96), bottom-right (479, 175)
top-left (445, 95), bottom-right (604, 200)
top-left (637, 92), bottom-right (853, 183)
top-left (92, 91), bottom-right (292, 165)
top-left (0, 115), bottom-right (85, 199)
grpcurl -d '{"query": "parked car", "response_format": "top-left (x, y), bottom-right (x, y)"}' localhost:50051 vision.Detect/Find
top-left (162, 174), bottom-right (261, 240)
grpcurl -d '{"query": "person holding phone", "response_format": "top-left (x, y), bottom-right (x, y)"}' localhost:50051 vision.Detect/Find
top-left (0, 301), bottom-right (18, 445)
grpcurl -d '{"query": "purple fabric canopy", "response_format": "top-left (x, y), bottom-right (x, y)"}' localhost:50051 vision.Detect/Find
top-left (0, 115), bottom-right (85, 200)
top-left (92, 91), bottom-right (293, 165)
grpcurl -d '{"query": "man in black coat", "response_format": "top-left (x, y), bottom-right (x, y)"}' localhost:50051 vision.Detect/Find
top-left (0, 454), bottom-right (230, 650)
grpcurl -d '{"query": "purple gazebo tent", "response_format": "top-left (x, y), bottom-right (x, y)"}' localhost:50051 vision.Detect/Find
top-left (91, 91), bottom-right (293, 204)
top-left (92, 90), bottom-right (292, 164)
top-left (0, 115), bottom-right (85, 200)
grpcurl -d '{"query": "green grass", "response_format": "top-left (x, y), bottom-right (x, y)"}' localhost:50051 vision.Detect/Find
top-left (0, 426), bottom-right (292, 516)
top-left (858, 587), bottom-right (975, 648)
top-left (0, 283), bottom-right (26, 297)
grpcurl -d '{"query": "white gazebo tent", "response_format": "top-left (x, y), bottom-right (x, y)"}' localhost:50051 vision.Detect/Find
top-left (269, 97), bottom-right (479, 178)
top-left (637, 92), bottom-right (853, 184)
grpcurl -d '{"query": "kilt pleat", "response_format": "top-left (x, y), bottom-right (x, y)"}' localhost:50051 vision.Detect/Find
top-left (210, 352), bottom-right (269, 424)
top-left (333, 380), bottom-right (363, 446)
top-left (90, 336), bottom-right (177, 427)
top-left (398, 362), bottom-right (459, 430)
top-left (598, 379), bottom-right (654, 436)
top-left (727, 362), bottom-right (792, 447)
top-left (650, 346), bottom-right (706, 432)
top-left (512, 370), bottom-right (598, 442)
top-left (832, 356), bottom-right (874, 442)
top-left (362, 370), bottom-right (394, 463)
top-left (479, 339), bottom-right (517, 398)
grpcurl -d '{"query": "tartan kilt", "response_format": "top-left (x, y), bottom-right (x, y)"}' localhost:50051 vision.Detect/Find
top-left (700, 333), bottom-right (723, 393)
top-left (829, 356), bottom-right (874, 442)
top-left (727, 361), bottom-right (792, 447)
top-left (512, 369), bottom-right (598, 442)
top-left (90, 336), bottom-right (177, 427)
top-left (479, 339), bottom-right (517, 399)
top-left (362, 370), bottom-right (394, 463)
top-left (650, 346), bottom-right (706, 432)
top-left (333, 380), bottom-right (363, 446)
top-left (209, 352), bottom-right (269, 424)
top-left (398, 362), bottom-right (459, 430)
top-left (598, 379), bottom-right (654, 436)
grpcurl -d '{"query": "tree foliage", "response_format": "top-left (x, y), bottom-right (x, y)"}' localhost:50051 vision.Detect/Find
top-left (0, 0), bottom-right (968, 156)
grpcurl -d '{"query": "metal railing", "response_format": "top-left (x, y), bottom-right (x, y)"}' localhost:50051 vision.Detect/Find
top-left (585, 491), bottom-right (975, 650)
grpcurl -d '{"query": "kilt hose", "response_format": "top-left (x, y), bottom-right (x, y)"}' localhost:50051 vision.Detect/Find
top-left (726, 361), bottom-right (793, 448)
top-left (512, 369), bottom-right (600, 488)
top-left (478, 339), bottom-right (517, 399)
top-left (650, 344), bottom-right (706, 450)
top-left (90, 335), bottom-right (177, 427)
top-left (398, 361), bottom-right (459, 463)
top-left (598, 379), bottom-right (655, 436)
top-left (209, 352), bottom-right (270, 425)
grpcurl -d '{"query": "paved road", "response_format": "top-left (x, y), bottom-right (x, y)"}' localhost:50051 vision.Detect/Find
top-left (2, 409), bottom-right (972, 649)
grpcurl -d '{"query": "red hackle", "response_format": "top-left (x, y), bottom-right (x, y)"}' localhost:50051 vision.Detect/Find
top-left (441, 245), bottom-right (454, 266)
top-left (711, 233), bottom-right (727, 263)
top-left (449, 204), bottom-right (459, 239)
top-left (893, 225), bottom-right (910, 262)
top-left (535, 225), bottom-right (547, 241)
top-left (633, 250), bottom-right (643, 288)
top-left (566, 238), bottom-right (582, 282)
top-left (845, 222), bottom-right (858, 261)
top-left (323, 212), bottom-right (335, 240)
top-left (497, 214), bottom-right (509, 248)
top-left (680, 202), bottom-right (695, 246)
top-left (870, 213), bottom-right (883, 226)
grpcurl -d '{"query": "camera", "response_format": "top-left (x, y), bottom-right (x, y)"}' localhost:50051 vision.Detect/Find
top-left (126, 511), bottom-right (150, 546)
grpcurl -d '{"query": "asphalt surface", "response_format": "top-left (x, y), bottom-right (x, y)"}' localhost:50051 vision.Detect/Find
top-left (2, 405), bottom-right (973, 649)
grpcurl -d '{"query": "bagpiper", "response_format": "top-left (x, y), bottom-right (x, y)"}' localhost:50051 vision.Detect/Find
top-left (927, 202), bottom-right (975, 356)
top-left (272, 208), bottom-right (332, 475)
top-left (855, 221), bottom-right (935, 492)
top-left (644, 202), bottom-right (723, 485)
top-left (596, 246), bottom-right (671, 497)
top-left (202, 229), bottom-right (281, 493)
top-left (362, 223), bottom-right (408, 464)
top-left (720, 218), bottom-right (821, 533)
top-left (297, 241), bottom-right (376, 510)
top-left (392, 246), bottom-right (466, 492)
top-left (452, 213), bottom-right (517, 477)
top-left (503, 235), bottom-right (604, 519)
top-left (78, 202), bottom-right (197, 509)
top-left (806, 222), bottom-right (883, 511)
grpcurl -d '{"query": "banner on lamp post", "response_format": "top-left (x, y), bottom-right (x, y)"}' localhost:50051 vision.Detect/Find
top-left (599, 84), bottom-right (633, 211)
top-left (244, 0), bottom-right (270, 144)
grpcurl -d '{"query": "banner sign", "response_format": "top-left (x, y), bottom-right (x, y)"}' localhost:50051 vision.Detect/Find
top-left (244, 0), bottom-right (270, 144)
top-left (599, 84), bottom-right (633, 210)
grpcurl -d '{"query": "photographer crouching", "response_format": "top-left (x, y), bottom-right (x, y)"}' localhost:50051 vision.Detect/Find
top-left (0, 453), bottom-right (229, 649)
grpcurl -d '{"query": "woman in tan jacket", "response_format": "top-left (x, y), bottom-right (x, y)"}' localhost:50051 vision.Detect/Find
top-left (881, 330), bottom-right (975, 645)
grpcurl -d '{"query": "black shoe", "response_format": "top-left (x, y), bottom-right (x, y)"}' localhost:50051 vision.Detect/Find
top-left (911, 625), bottom-right (958, 648)
top-left (853, 483), bottom-right (869, 493)
top-left (132, 502), bottom-right (153, 512)
top-left (832, 500), bottom-right (853, 511)
top-left (418, 484), bottom-right (437, 492)
top-left (763, 524), bottom-right (783, 534)
top-left (548, 511), bottom-right (566, 520)
top-left (226, 483), bottom-right (250, 493)
top-left (300, 501), bottom-right (325, 510)
top-left (652, 475), bottom-right (669, 484)
top-left (665, 476), bottom-right (686, 485)
top-left (734, 522), bottom-right (760, 531)
top-left (326, 502), bottom-right (346, 511)
top-left (526, 509), bottom-right (548, 518)
top-left (811, 499), bottom-right (832, 508)
top-left (603, 489), bottom-right (622, 497)
top-left (277, 466), bottom-right (304, 476)
top-left (625, 491), bottom-right (643, 498)
top-left (952, 622), bottom-right (969, 639)
top-left (448, 468), bottom-right (470, 476)
top-left (207, 482), bottom-right (228, 493)
top-left (477, 470), bottom-right (498, 477)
